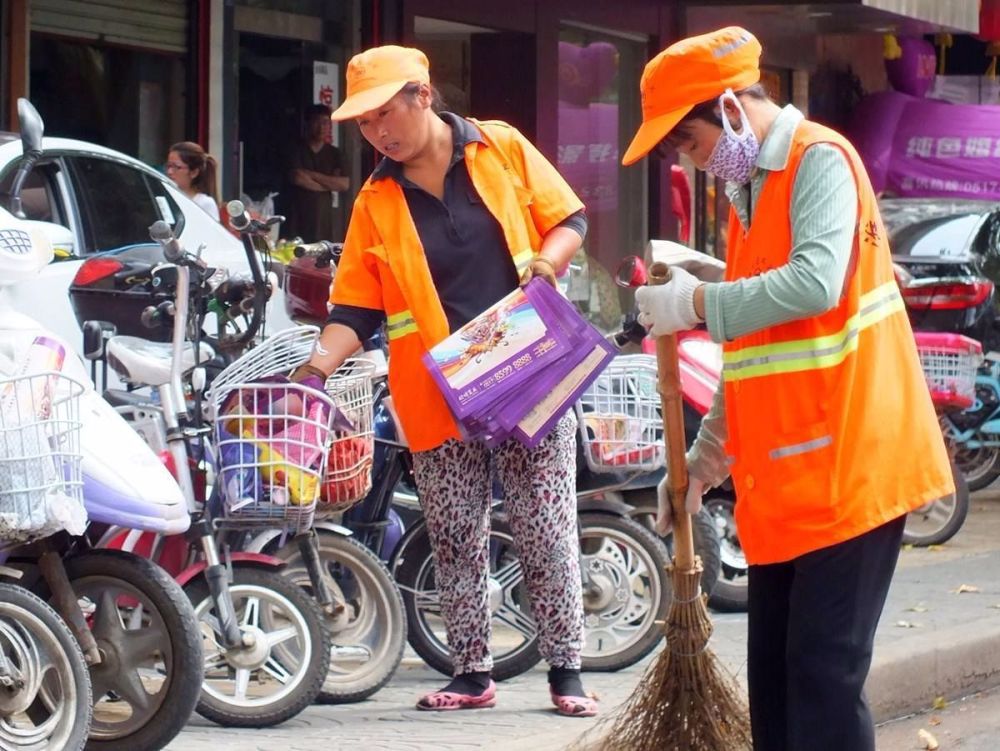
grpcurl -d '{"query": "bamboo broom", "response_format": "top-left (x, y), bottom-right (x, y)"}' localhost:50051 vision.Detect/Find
top-left (583, 261), bottom-right (751, 751)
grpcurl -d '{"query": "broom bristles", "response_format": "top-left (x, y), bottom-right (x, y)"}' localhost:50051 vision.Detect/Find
top-left (574, 559), bottom-right (752, 751)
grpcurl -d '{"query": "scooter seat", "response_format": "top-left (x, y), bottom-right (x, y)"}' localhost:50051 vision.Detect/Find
top-left (106, 336), bottom-right (213, 387)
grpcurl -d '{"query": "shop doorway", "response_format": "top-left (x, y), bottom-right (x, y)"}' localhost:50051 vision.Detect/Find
top-left (233, 0), bottom-right (354, 242)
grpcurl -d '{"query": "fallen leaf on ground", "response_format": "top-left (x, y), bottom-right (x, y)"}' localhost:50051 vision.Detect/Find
top-left (907, 605), bottom-right (929, 613)
top-left (929, 716), bottom-right (942, 726)
top-left (902, 544), bottom-right (914, 551)
top-left (927, 545), bottom-right (943, 552)
top-left (991, 603), bottom-right (1000, 609)
top-left (952, 584), bottom-right (981, 594)
top-left (932, 696), bottom-right (948, 710)
top-left (918, 728), bottom-right (940, 750)
top-left (895, 620), bottom-right (919, 628)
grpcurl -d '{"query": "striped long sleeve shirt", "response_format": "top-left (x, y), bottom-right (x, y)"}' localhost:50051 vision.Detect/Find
top-left (688, 105), bottom-right (859, 487)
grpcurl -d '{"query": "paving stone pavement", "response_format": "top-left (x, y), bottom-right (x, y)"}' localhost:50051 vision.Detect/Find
top-left (166, 493), bottom-right (1000, 751)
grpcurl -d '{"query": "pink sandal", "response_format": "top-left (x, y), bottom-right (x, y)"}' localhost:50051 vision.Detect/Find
top-left (416, 680), bottom-right (497, 711)
top-left (550, 688), bottom-right (598, 718)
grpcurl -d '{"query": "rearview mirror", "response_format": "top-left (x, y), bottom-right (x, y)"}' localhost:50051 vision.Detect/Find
top-left (17, 99), bottom-right (44, 155)
top-left (615, 255), bottom-right (648, 288)
top-left (9, 99), bottom-right (46, 218)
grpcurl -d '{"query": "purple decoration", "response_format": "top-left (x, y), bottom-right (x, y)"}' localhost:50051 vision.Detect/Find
top-left (885, 37), bottom-right (937, 98)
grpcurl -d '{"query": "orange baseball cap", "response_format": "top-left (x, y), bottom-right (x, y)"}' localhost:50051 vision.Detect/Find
top-left (331, 45), bottom-right (431, 121)
top-left (622, 27), bottom-right (762, 166)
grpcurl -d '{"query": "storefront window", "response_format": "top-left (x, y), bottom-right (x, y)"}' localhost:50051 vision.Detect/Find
top-left (556, 26), bottom-right (646, 333)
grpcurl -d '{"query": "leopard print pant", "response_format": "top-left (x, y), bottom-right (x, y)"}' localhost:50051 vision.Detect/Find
top-left (411, 412), bottom-right (582, 675)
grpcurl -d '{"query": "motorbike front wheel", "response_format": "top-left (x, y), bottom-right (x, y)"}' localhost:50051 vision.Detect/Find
top-left (273, 531), bottom-right (406, 704)
top-left (0, 583), bottom-right (92, 751)
top-left (36, 549), bottom-right (203, 751)
top-left (185, 565), bottom-right (330, 727)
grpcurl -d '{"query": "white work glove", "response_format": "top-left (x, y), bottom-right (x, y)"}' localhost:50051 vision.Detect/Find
top-left (655, 473), bottom-right (709, 536)
top-left (635, 265), bottom-right (703, 337)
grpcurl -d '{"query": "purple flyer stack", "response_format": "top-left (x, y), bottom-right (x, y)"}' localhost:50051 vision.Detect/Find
top-left (422, 278), bottom-right (616, 448)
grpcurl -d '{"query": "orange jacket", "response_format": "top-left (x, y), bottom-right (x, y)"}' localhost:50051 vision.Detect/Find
top-left (723, 120), bottom-right (953, 565)
top-left (330, 119), bottom-right (584, 452)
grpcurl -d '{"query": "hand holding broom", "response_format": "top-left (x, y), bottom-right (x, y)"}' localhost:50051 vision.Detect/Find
top-left (583, 258), bottom-right (750, 751)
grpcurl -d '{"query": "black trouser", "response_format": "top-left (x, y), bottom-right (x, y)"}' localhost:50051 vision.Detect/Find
top-left (747, 515), bottom-right (905, 751)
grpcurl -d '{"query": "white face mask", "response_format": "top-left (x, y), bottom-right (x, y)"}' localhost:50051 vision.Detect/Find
top-left (705, 89), bottom-right (760, 184)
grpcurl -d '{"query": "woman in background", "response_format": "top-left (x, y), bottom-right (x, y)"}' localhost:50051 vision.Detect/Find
top-left (166, 141), bottom-right (220, 222)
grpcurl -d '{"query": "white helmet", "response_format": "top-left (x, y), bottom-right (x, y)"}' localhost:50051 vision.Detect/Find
top-left (0, 206), bottom-right (54, 287)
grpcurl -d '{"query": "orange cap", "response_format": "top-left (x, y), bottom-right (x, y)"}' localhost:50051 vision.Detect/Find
top-left (622, 27), bottom-right (762, 166)
top-left (331, 45), bottom-right (431, 121)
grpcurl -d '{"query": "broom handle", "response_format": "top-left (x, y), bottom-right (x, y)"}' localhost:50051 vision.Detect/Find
top-left (647, 261), bottom-right (696, 570)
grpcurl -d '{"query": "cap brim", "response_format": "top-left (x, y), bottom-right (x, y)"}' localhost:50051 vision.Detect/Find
top-left (621, 105), bottom-right (694, 166)
top-left (331, 80), bottom-right (409, 121)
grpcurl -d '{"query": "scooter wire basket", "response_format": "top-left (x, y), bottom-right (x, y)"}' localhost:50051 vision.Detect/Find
top-left (208, 326), bottom-right (376, 524)
top-left (914, 332), bottom-right (983, 412)
top-left (575, 354), bottom-right (666, 473)
top-left (207, 324), bottom-right (321, 414)
top-left (0, 372), bottom-right (85, 544)
top-left (214, 381), bottom-right (337, 533)
top-left (317, 358), bottom-right (375, 516)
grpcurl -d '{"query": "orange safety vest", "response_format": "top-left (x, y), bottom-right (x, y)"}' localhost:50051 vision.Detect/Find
top-left (723, 120), bottom-right (954, 565)
top-left (329, 119), bottom-right (584, 452)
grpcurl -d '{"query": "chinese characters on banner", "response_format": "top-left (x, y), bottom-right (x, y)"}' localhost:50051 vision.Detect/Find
top-left (313, 61), bottom-right (339, 147)
top-left (884, 95), bottom-right (1000, 200)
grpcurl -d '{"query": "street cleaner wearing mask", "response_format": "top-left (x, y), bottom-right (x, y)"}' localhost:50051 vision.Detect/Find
top-left (291, 46), bottom-right (598, 717)
top-left (623, 27), bottom-right (953, 751)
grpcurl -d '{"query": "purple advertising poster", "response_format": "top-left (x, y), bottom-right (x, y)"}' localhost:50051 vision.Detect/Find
top-left (852, 90), bottom-right (1000, 201)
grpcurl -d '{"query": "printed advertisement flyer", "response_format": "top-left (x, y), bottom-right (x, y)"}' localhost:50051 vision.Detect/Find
top-left (423, 278), bottom-right (616, 447)
top-left (422, 282), bottom-right (571, 420)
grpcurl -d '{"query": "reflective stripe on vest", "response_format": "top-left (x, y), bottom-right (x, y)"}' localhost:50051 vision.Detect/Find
top-left (722, 280), bottom-right (904, 382)
top-left (386, 310), bottom-right (418, 341)
top-left (512, 249), bottom-right (533, 274)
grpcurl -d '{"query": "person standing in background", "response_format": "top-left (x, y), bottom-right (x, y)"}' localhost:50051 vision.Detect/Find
top-left (166, 142), bottom-right (221, 222)
top-left (285, 104), bottom-right (350, 241)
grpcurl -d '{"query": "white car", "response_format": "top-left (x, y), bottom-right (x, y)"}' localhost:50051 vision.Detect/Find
top-left (0, 130), bottom-right (292, 356)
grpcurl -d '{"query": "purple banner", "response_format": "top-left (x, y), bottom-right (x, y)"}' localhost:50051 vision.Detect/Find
top-left (851, 90), bottom-right (1000, 201)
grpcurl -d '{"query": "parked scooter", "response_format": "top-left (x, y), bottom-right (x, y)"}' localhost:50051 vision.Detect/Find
top-left (80, 218), bottom-right (332, 726)
top-left (2, 101), bottom-right (203, 750)
top-left (942, 354), bottom-right (1000, 491)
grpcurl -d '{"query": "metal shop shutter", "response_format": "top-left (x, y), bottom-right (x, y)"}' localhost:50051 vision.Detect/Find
top-left (31, 0), bottom-right (188, 54)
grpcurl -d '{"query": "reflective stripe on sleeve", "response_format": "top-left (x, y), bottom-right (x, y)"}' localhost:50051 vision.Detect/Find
top-left (512, 250), bottom-right (533, 274)
top-left (386, 310), bottom-right (418, 340)
top-left (722, 281), bottom-right (904, 382)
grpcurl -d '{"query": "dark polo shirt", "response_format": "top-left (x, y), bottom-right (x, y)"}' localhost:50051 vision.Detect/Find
top-left (327, 112), bottom-right (585, 342)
